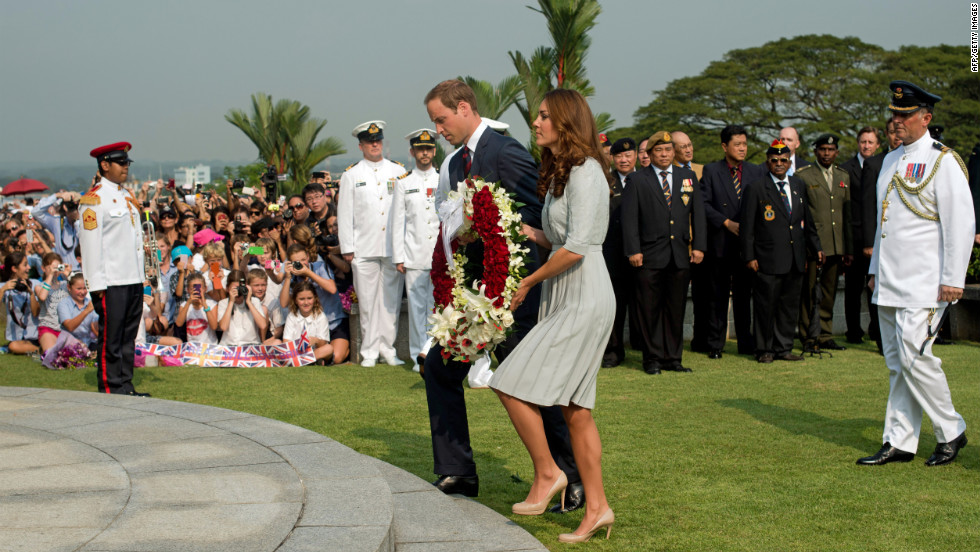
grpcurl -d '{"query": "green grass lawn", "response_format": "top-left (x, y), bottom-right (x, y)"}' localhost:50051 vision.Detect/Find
top-left (1, 339), bottom-right (977, 551)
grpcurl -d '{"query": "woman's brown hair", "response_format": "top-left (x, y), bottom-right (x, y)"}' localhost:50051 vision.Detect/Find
top-left (536, 88), bottom-right (613, 200)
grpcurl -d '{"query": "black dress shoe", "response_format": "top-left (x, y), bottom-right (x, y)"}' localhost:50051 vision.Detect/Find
top-left (662, 363), bottom-right (693, 373)
top-left (643, 362), bottom-right (661, 375)
top-left (128, 391), bottom-right (151, 397)
top-left (601, 352), bottom-right (622, 368)
top-left (549, 481), bottom-right (585, 513)
top-left (757, 352), bottom-right (774, 363)
top-left (926, 432), bottom-right (967, 466)
top-left (802, 341), bottom-right (820, 355)
top-left (845, 334), bottom-right (864, 344)
top-left (774, 353), bottom-right (804, 361)
top-left (707, 350), bottom-right (723, 360)
top-left (819, 339), bottom-right (847, 351)
top-left (432, 475), bottom-right (479, 497)
top-left (856, 443), bottom-right (915, 465)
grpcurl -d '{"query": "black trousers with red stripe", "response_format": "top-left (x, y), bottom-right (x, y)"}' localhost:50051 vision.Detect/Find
top-left (91, 283), bottom-right (143, 394)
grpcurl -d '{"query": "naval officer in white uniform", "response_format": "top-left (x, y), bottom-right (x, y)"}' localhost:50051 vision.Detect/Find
top-left (337, 120), bottom-right (409, 367)
top-left (392, 129), bottom-right (440, 373)
top-left (859, 81), bottom-right (974, 467)
top-left (79, 142), bottom-right (149, 396)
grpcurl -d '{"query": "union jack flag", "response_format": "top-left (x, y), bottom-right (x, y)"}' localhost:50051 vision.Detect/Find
top-left (135, 332), bottom-right (315, 368)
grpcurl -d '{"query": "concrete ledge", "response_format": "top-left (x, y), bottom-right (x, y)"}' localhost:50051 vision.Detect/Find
top-left (0, 387), bottom-right (545, 552)
top-left (0, 387), bottom-right (393, 552)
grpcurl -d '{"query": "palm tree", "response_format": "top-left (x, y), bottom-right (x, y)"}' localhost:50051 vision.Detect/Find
top-left (506, 0), bottom-right (613, 155)
top-left (225, 93), bottom-right (345, 191)
top-left (457, 76), bottom-right (523, 121)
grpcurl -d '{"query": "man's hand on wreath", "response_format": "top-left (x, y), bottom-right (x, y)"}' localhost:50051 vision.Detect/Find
top-left (456, 233), bottom-right (476, 246)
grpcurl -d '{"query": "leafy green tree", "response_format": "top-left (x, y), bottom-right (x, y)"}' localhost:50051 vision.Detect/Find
top-left (225, 93), bottom-right (345, 190)
top-left (457, 76), bottom-right (523, 120)
top-left (506, 0), bottom-right (613, 156)
top-left (623, 36), bottom-right (980, 163)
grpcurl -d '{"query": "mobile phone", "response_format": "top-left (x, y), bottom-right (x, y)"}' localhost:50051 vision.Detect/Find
top-left (264, 260), bottom-right (281, 270)
top-left (143, 285), bottom-right (153, 296)
top-left (209, 261), bottom-right (220, 275)
top-left (192, 283), bottom-right (202, 295)
top-left (25, 229), bottom-right (33, 243)
top-left (247, 246), bottom-right (265, 255)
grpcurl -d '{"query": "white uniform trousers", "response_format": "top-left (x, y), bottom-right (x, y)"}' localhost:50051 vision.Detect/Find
top-left (878, 305), bottom-right (966, 452)
top-left (404, 268), bottom-right (434, 359)
top-left (352, 257), bottom-right (403, 361)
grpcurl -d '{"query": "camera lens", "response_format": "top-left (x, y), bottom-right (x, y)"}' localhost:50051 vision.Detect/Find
top-left (292, 261), bottom-right (303, 271)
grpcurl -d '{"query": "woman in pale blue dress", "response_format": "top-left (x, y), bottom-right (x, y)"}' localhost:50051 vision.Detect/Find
top-left (489, 89), bottom-right (616, 543)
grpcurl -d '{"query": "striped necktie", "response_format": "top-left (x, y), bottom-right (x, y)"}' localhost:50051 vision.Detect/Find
top-left (778, 181), bottom-right (791, 214)
top-left (460, 146), bottom-right (471, 177)
top-left (731, 165), bottom-right (742, 199)
top-left (660, 170), bottom-right (671, 207)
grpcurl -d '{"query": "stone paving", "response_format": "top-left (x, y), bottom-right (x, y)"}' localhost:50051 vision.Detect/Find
top-left (0, 387), bottom-right (547, 552)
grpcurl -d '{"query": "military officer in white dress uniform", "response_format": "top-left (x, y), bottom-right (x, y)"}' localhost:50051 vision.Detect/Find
top-left (392, 129), bottom-right (441, 372)
top-left (859, 81), bottom-right (974, 467)
top-left (338, 120), bottom-right (409, 367)
top-left (79, 142), bottom-right (149, 396)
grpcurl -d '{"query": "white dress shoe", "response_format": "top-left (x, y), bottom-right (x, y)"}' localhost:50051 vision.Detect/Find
top-left (361, 358), bottom-right (377, 367)
top-left (382, 355), bottom-right (404, 366)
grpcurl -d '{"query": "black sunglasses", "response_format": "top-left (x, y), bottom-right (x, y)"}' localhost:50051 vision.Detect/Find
top-left (288, 203), bottom-right (306, 209)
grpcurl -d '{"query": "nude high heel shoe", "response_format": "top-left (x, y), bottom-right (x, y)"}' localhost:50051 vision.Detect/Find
top-left (557, 508), bottom-right (614, 543)
top-left (512, 471), bottom-right (568, 515)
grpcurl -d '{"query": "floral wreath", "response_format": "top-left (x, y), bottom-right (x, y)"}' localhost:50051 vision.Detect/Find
top-left (428, 177), bottom-right (530, 362)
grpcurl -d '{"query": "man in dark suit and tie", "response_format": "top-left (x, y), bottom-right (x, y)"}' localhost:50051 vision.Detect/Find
top-left (622, 131), bottom-right (706, 374)
top-left (602, 138), bottom-right (637, 367)
top-left (700, 125), bottom-right (765, 358)
top-left (742, 140), bottom-right (823, 362)
top-left (840, 127), bottom-right (881, 344)
top-left (422, 80), bottom-right (583, 512)
top-left (779, 127), bottom-right (811, 176)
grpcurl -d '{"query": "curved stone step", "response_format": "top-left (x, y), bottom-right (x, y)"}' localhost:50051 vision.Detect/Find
top-left (362, 458), bottom-right (548, 552)
top-left (0, 387), bottom-right (546, 552)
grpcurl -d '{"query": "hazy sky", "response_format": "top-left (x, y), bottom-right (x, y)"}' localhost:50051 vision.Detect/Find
top-left (0, 0), bottom-right (970, 166)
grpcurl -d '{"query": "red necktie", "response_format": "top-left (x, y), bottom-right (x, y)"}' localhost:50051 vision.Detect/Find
top-left (461, 146), bottom-right (471, 177)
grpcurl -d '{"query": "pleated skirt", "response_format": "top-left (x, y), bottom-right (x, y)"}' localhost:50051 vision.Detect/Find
top-left (489, 249), bottom-right (615, 409)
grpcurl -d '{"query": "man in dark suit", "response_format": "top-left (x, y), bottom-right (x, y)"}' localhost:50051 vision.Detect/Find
top-left (968, 142), bottom-right (980, 246)
top-left (742, 140), bottom-right (823, 362)
top-left (672, 131), bottom-right (708, 351)
top-left (700, 125), bottom-right (765, 358)
top-left (422, 80), bottom-right (582, 512)
top-left (840, 127), bottom-right (881, 344)
top-left (622, 131), bottom-right (706, 374)
top-left (779, 127), bottom-right (811, 176)
top-left (602, 138), bottom-right (637, 367)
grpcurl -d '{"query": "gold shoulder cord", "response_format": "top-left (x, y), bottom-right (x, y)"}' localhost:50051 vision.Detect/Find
top-left (883, 149), bottom-right (957, 222)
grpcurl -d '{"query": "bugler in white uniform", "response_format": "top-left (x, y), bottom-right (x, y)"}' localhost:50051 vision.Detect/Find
top-left (861, 81), bottom-right (974, 466)
top-left (79, 177), bottom-right (146, 292)
top-left (337, 120), bottom-right (408, 366)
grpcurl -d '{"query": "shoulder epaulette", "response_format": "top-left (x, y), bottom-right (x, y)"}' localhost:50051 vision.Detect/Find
top-left (344, 163), bottom-right (357, 171)
top-left (796, 165), bottom-right (814, 172)
top-left (933, 142), bottom-right (946, 151)
top-left (392, 160), bottom-right (405, 167)
top-left (79, 194), bottom-right (100, 206)
top-left (397, 172), bottom-right (411, 180)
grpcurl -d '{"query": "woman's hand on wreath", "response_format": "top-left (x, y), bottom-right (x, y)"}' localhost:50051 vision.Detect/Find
top-left (510, 279), bottom-right (532, 311)
top-left (456, 233), bottom-right (476, 246)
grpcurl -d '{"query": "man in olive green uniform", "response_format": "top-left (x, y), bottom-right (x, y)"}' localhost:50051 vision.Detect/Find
top-left (797, 134), bottom-right (853, 352)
